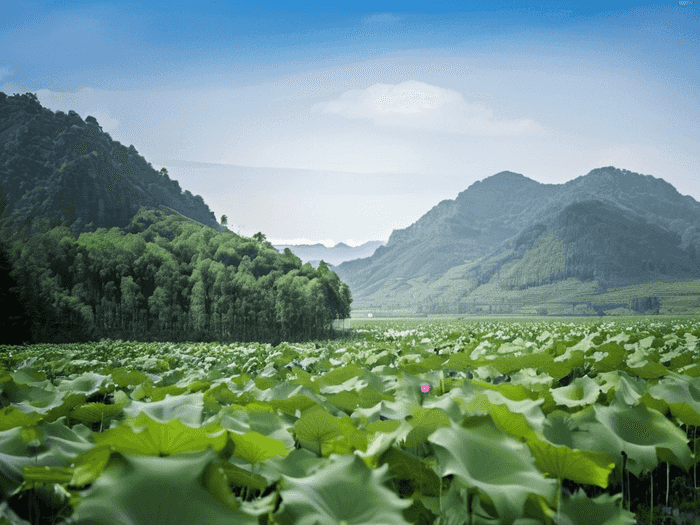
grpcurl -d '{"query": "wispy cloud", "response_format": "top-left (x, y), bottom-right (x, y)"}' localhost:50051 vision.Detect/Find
top-left (313, 80), bottom-right (543, 136)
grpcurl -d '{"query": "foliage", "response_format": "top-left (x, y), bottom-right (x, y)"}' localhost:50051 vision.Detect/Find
top-left (0, 317), bottom-right (698, 524)
top-left (0, 207), bottom-right (351, 345)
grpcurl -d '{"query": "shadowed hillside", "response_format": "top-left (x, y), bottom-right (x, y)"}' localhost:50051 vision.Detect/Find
top-left (335, 167), bottom-right (700, 314)
top-left (0, 92), bottom-right (223, 238)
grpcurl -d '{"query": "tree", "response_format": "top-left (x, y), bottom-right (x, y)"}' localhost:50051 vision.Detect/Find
top-left (0, 236), bottom-right (32, 344)
top-left (160, 167), bottom-right (168, 178)
top-left (221, 215), bottom-right (228, 228)
top-left (253, 232), bottom-right (267, 243)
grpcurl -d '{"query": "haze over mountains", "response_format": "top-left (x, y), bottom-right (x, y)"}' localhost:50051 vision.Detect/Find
top-left (272, 241), bottom-right (386, 267)
top-left (334, 168), bottom-right (700, 311)
top-left (2, 91), bottom-right (699, 319)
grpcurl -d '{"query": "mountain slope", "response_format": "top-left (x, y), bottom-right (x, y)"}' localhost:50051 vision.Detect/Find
top-left (273, 241), bottom-right (386, 267)
top-left (334, 167), bottom-right (700, 310)
top-left (0, 92), bottom-right (222, 238)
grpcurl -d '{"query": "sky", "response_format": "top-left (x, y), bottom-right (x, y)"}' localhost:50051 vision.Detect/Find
top-left (1, 0), bottom-right (698, 246)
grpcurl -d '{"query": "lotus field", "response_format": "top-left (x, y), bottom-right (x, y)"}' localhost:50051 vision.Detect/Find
top-left (1, 317), bottom-right (699, 524)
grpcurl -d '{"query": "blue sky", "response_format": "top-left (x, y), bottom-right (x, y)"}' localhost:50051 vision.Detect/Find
top-left (2, 0), bottom-right (698, 246)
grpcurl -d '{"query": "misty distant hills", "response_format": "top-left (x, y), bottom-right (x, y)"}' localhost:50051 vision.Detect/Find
top-left (273, 241), bottom-right (386, 267)
top-left (334, 167), bottom-right (700, 308)
top-left (0, 92), bottom-right (223, 238)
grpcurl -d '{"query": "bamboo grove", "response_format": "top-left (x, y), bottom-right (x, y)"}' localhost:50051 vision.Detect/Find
top-left (0, 207), bottom-right (352, 345)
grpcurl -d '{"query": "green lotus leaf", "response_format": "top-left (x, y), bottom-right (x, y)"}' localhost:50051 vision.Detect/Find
top-left (70, 444), bottom-right (113, 487)
top-left (56, 372), bottom-right (112, 395)
top-left (568, 398), bottom-right (692, 477)
top-left (551, 376), bottom-right (601, 408)
top-left (0, 417), bottom-right (94, 498)
top-left (509, 368), bottom-right (556, 393)
top-left (149, 384), bottom-right (187, 401)
top-left (458, 390), bottom-right (546, 442)
top-left (9, 366), bottom-right (48, 385)
top-left (276, 454), bottom-right (412, 525)
top-left (69, 449), bottom-right (258, 525)
top-left (601, 371), bottom-right (646, 406)
top-left (244, 411), bottom-right (296, 451)
top-left (293, 405), bottom-right (353, 457)
top-left (428, 418), bottom-right (557, 521)
top-left (554, 489), bottom-right (636, 525)
top-left (443, 351), bottom-right (475, 372)
top-left (103, 368), bottom-right (149, 388)
top-left (260, 382), bottom-right (323, 416)
top-left (69, 390), bottom-right (128, 423)
top-left (203, 382), bottom-right (240, 411)
top-left (647, 374), bottom-right (700, 426)
top-left (587, 342), bottom-right (626, 373)
top-left (326, 387), bottom-right (387, 414)
top-left (356, 419), bottom-right (414, 470)
top-left (526, 437), bottom-right (615, 488)
top-left (0, 406), bottom-right (43, 430)
top-left (318, 364), bottom-right (365, 387)
top-left (625, 359), bottom-right (669, 380)
top-left (122, 392), bottom-right (205, 427)
top-left (402, 406), bottom-right (452, 448)
top-left (217, 460), bottom-right (268, 493)
top-left (378, 445), bottom-right (442, 497)
top-left (93, 412), bottom-right (227, 456)
top-left (230, 430), bottom-right (289, 464)
top-left (432, 477), bottom-right (471, 525)
top-left (401, 354), bottom-right (446, 375)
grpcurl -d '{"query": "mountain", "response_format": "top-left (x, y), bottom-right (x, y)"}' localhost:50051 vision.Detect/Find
top-left (334, 167), bottom-right (700, 313)
top-left (0, 92), bottom-right (223, 237)
top-left (0, 92), bottom-right (352, 345)
top-left (273, 241), bottom-right (386, 267)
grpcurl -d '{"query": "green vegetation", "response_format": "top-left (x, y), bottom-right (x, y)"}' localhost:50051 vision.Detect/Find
top-left (335, 169), bottom-right (700, 317)
top-left (358, 272), bottom-right (700, 318)
top-left (0, 207), bottom-right (351, 345)
top-left (0, 317), bottom-right (698, 524)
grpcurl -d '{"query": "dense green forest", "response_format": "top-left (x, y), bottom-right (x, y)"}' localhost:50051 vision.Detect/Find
top-left (0, 207), bottom-right (352, 345)
top-left (0, 92), bottom-right (352, 346)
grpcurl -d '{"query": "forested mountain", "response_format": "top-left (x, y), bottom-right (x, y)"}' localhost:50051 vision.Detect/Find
top-left (273, 241), bottom-right (386, 267)
top-left (0, 92), bottom-right (222, 237)
top-left (334, 167), bottom-right (700, 310)
top-left (0, 92), bottom-right (351, 345)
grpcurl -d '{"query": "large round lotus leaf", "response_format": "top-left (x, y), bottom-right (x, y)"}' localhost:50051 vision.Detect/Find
top-left (647, 374), bottom-right (700, 426)
top-left (276, 453), bottom-right (412, 525)
top-left (554, 489), bottom-right (636, 525)
top-left (595, 371), bottom-right (646, 406)
top-left (526, 437), bottom-right (615, 488)
top-left (568, 398), bottom-right (692, 476)
top-left (550, 376), bottom-right (601, 408)
top-left (457, 389), bottom-right (547, 442)
top-left (69, 449), bottom-right (259, 525)
top-left (428, 419), bottom-right (557, 521)
top-left (93, 412), bottom-right (227, 456)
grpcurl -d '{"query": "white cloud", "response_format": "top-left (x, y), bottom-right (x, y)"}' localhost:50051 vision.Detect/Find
top-left (313, 80), bottom-right (543, 136)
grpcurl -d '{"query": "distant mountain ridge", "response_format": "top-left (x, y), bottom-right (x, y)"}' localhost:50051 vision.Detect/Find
top-left (273, 241), bottom-right (386, 267)
top-left (334, 167), bottom-right (700, 309)
top-left (0, 92), bottom-right (223, 237)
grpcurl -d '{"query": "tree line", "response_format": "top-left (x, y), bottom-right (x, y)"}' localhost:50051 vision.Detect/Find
top-left (0, 207), bottom-right (351, 345)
